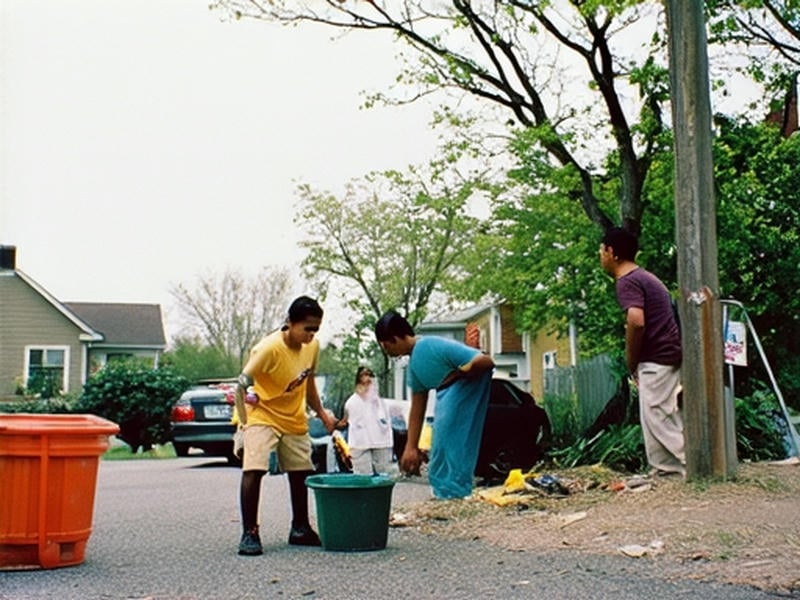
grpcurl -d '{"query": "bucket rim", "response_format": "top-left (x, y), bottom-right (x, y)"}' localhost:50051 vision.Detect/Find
top-left (306, 473), bottom-right (395, 489)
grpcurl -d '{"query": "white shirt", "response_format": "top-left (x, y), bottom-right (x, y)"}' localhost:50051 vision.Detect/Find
top-left (344, 384), bottom-right (393, 449)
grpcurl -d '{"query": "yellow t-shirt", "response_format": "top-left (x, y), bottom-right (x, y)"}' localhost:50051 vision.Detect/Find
top-left (241, 330), bottom-right (319, 434)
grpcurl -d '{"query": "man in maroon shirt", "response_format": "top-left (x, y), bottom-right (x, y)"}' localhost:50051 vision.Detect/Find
top-left (600, 227), bottom-right (685, 477)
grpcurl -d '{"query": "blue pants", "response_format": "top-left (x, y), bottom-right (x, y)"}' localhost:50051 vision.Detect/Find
top-left (428, 372), bottom-right (491, 498)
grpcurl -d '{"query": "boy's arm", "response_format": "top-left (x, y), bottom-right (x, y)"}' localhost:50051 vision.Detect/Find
top-left (438, 352), bottom-right (495, 389)
top-left (400, 390), bottom-right (429, 475)
top-left (306, 375), bottom-right (336, 433)
top-left (234, 372), bottom-right (253, 425)
top-left (625, 307), bottom-right (645, 374)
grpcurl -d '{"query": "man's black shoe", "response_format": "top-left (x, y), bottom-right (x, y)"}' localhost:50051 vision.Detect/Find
top-left (288, 525), bottom-right (321, 547)
top-left (238, 526), bottom-right (263, 556)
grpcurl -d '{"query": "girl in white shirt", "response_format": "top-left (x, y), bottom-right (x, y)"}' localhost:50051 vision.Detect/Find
top-left (338, 367), bottom-right (394, 475)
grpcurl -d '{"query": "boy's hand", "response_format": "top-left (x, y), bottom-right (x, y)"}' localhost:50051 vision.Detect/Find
top-left (400, 447), bottom-right (428, 476)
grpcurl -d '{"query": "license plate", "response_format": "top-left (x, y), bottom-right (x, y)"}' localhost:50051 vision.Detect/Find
top-left (204, 404), bottom-right (232, 419)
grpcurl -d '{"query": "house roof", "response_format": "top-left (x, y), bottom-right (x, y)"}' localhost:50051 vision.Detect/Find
top-left (64, 302), bottom-right (166, 348)
top-left (419, 302), bottom-right (497, 330)
top-left (11, 270), bottom-right (103, 341)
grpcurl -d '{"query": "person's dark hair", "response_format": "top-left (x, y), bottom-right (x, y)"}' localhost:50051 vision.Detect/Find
top-left (355, 365), bottom-right (375, 385)
top-left (287, 295), bottom-right (323, 323)
top-left (374, 310), bottom-right (414, 342)
top-left (601, 227), bottom-right (639, 261)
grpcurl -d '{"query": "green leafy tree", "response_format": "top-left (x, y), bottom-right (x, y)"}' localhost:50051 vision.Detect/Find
top-left (77, 361), bottom-right (191, 453)
top-left (161, 336), bottom-right (237, 383)
top-left (317, 315), bottom-right (387, 416)
top-left (713, 117), bottom-right (800, 406)
top-left (212, 0), bottom-right (671, 236)
top-left (294, 166), bottom-right (482, 388)
top-left (316, 342), bottom-right (357, 418)
top-left (708, 0), bottom-right (800, 101)
top-left (468, 115), bottom-right (800, 407)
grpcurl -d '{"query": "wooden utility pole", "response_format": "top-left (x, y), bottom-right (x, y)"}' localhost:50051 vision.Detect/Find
top-left (665, 1), bottom-right (736, 479)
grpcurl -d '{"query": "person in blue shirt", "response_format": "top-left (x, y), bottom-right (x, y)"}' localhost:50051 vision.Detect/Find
top-left (375, 310), bottom-right (495, 499)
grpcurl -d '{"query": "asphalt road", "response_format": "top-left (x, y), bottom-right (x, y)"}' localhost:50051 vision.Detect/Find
top-left (0, 457), bottom-right (782, 599)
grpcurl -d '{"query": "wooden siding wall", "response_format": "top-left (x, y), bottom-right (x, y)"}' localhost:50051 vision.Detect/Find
top-left (499, 304), bottom-right (523, 353)
top-left (528, 328), bottom-right (572, 401)
top-left (0, 275), bottom-right (85, 398)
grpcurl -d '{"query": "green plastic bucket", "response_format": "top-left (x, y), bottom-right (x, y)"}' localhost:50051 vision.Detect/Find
top-left (306, 474), bottom-right (395, 551)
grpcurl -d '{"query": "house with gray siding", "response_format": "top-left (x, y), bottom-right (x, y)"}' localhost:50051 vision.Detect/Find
top-left (0, 246), bottom-right (166, 401)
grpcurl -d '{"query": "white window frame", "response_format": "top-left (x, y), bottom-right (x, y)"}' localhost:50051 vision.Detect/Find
top-left (492, 307), bottom-right (502, 354)
top-left (24, 345), bottom-right (70, 394)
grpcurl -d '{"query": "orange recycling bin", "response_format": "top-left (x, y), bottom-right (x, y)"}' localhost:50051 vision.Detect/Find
top-left (0, 413), bottom-right (119, 570)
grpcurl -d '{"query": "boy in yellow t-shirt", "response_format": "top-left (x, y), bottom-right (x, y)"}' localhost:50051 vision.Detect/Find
top-left (235, 296), bottom-right (336, 556)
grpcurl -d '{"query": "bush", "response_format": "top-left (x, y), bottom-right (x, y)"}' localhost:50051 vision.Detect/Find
top-left (76, 361), bottom-right (191, 453)
top-left (549, 379), bottom-right (791, 473)
top-left (24, 369), bottom-right (64, 399)
top-left (549, 424), bottom-right (647, 473)
top-left (0, 394), bottom-right (80, 414)
top-left (735, 383), bottom-right (791, 462)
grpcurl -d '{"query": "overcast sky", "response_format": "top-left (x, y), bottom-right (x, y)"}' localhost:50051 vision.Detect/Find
top-left (0, 0), bottom-right (439, 341)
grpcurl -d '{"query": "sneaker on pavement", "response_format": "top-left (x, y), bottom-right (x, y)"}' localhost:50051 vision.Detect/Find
top-left (238, 527), bottom-right (263, 556)
top-left (288, 525), bottom-right (321, 547)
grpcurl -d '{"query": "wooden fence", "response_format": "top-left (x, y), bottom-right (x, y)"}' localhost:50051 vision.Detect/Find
top-left (543, 353), bottom-right (620, 440)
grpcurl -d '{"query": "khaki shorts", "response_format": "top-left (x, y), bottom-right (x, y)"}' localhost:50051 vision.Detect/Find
top-left (241, 425), bottom-right (314, 472)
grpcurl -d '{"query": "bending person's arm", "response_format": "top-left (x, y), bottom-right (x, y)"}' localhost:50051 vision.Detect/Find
top-left (438, 352), bottom-right (495, 389)
top-left (400, 390), bottom-right (429, 476)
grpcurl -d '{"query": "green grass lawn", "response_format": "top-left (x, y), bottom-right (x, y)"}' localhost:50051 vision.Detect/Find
top-left (103, 443), bottom-right (177, 460)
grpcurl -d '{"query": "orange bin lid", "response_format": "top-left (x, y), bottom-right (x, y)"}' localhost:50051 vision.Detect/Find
top-left (0, 414), bottom-right (119, 436)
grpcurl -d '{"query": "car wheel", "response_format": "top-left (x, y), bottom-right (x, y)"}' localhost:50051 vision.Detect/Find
top-left (487, 448), bottom-right (516, 478)
top-left (311, 443), bottom-right (327, 473)
top-left (173, 442), bottom-right (190, 457)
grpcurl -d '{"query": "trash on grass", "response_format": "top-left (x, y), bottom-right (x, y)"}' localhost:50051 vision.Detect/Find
top-left (559, 511), bottom-right (588, 528)
top-left (619, 539), bottom-right (664, 558)
top-left (476, 469), bottom-right (571, 507)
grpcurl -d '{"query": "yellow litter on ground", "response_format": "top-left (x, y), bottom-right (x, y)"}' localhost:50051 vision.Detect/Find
top-left (475, 468), bottom-right (538, 506)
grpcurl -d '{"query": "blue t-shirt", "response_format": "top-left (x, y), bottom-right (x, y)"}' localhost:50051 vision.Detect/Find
top-left (407, 336), bottom-right (480, 393)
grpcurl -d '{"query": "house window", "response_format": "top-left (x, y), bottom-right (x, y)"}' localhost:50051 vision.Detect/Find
top-left (25, 346), bottom-right (69, 396)
top-left (543, 350), bottom-right (557, 370)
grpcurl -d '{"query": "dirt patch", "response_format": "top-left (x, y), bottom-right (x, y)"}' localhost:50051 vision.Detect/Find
top-left (394, 460), bottom-right (800, 594)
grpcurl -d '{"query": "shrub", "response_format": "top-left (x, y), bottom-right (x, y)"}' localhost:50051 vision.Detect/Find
top-left (549, 424), bottom-right (647, 473)
top-left (24, 369), bottom-right (64, 399)
top-left (549, 379), bottom-right (791, 473)
top-left (735, 383), bottom-right (791, 462)
top-left (0, 394), bottom-right (80, 414)
top-left (76, 361), bottom-right (191, 453)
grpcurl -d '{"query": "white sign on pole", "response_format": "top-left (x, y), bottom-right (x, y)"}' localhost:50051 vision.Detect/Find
top-left (724, 321), bottom-right (747, 366)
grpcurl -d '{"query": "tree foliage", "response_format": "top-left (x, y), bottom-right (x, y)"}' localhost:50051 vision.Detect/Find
top-left (76, 361), bottom-right (191, 453)
top-left (208, 0), bottom-right (800, 408)
top-left (211, 0), bottom-right (673, 236)
top-left (161, 336), bottom-right (238, 382)
top-left (315, 336), bottom-right (383, 417)
top-left (294, 165), bottom-right (482, 384)
top-left (169, 266), bottom-right (294, 372)
top-left (713, 116), bottom-right (800, 404)
top-left (708, 0), bottom-right (800, 102)
top-left (466, 114), bottom-right (800, 406)
top-left (295, 168), bottom-right (480, 326)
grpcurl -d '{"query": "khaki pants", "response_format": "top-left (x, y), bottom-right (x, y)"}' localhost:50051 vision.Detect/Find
top-left (637, 362), bottom-right (685, 476)
top-left (241, 425), bottom-right (314, 472)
